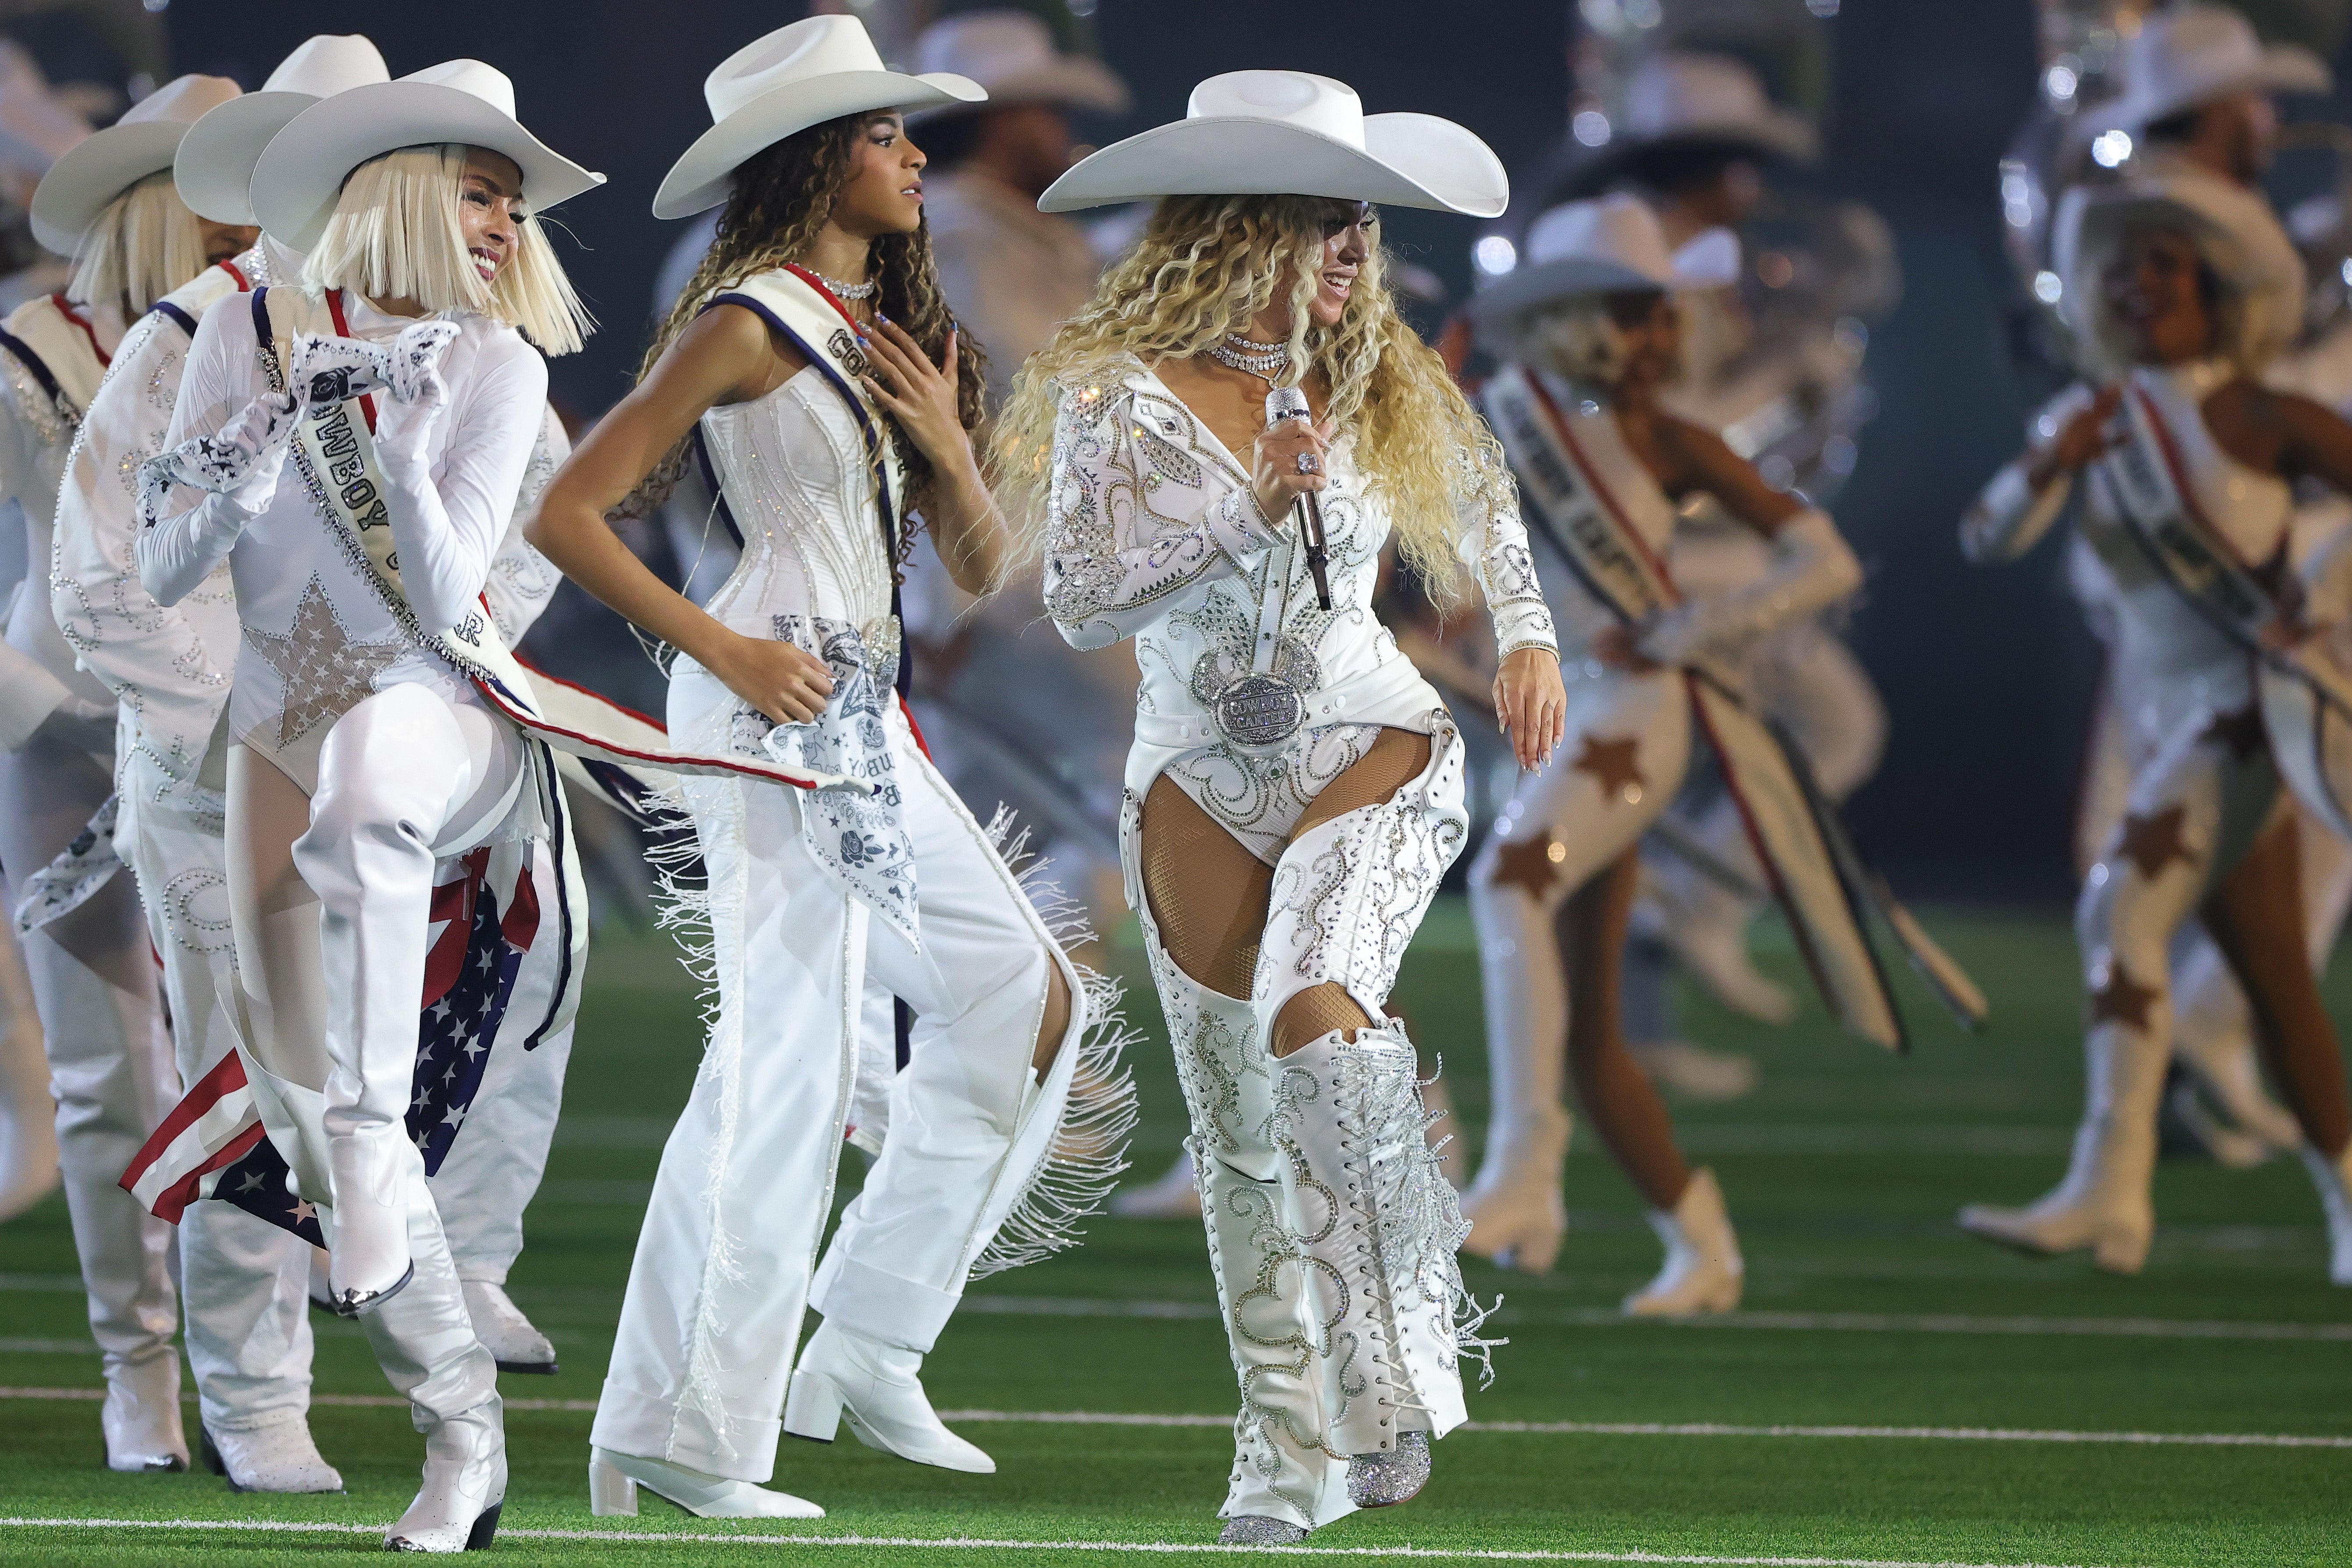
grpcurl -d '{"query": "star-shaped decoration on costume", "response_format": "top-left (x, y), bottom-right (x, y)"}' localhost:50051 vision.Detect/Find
top-left (2090, 960), bottom-right (2160, 1033)
top-left (237, 1170), bottom-right (267, 1194)
top-left (441, 1104), bottom-right (467, 1129)
top-left (1490, 833), bottom-right (1569, 901)
top-left (291, 1199), bottom-right (317, 1224)
top-left (429, 999), bottom-right (454, 1022)
top-left (1572, 734), bottom-right (1646, 802)
top-left (477, 947), bottom-right (498, 974)
top-left (2115, 806), bottom-right (2194, 881)
top-left (241, 575), bottom-right (407, 750)
top-left (2205, 705), bottom-right (2266, 761)
top-left (462, 1039), bottom-right (486, 1061)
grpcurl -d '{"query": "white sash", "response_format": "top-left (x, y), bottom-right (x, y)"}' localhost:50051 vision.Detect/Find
top-left (1489, 361), bottom-right (1983, 1049)
top-left (2102, 382), bottom-right (2352, 839)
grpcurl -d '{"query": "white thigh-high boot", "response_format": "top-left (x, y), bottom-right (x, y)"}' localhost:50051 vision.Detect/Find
top-left (1464, 673), bottom-right (1687, 1273)
top-left (120, 754), bottom-right (336, 1492)
top-left (1221, 720), bottom-right (1473, 1539)
top-left (1962, 719), bottom-right (2274, 1273)
top-left (0, 726), bottom-right (182, 1471)
top-left (287, 688), bottom-right (528, 1545)
top-left (0, 916), bottom-right (57, 1220)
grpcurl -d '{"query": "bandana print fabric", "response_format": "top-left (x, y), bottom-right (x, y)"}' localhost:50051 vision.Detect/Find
top-left (733, 615), bottom-right (918, 945)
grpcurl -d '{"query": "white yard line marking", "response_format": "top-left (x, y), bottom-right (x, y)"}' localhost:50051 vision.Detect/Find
top-left (0, 1516), bottom-right (2138, 1566)
top-left (954, 1296), bottom-right (2352, 1341)
top-left (2, 1389), bottom-right (2345, 1448)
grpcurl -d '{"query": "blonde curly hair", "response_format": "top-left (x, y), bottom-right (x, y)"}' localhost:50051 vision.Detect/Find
top-left (992, 193), bottom-right (1514, 603)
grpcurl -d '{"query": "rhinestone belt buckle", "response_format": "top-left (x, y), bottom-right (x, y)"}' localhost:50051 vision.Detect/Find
top-left (1213, 673), bottom-right (1305, 747)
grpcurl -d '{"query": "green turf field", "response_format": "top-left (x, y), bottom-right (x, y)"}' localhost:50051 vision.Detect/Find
top-left (4, 901), bottom-right (2349, 1566)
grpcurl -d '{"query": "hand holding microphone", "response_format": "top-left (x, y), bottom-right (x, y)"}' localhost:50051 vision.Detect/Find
top-left (1256, 385), bottom-right (1333, 610)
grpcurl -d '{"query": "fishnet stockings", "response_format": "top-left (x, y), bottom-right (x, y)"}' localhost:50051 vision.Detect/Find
top-left (1560, 848), bottom-right (1692, 1209)
top-left (1141, 729), bottom-right (1431, 1057)
top-left (2202, 813), bottom-right (2352, 1156)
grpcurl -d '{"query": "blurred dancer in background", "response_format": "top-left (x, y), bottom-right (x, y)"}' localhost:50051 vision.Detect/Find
top-left (1957, 169), bottom-right (2352, 1283)
top-left (0, 71), bottom-right (246, 1475)
top-left (1461, 196), bottom-right (1864, 1306)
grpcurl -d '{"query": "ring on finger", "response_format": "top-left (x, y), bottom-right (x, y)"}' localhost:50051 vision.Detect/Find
top-left (1295, 452), bottom-right (1322, 475)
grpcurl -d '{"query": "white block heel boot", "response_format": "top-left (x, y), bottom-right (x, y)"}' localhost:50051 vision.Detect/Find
top-left (1625, 1167), bottom-right (1744, 1316)
top-left (385, 1400), bottom-right (505, 1552)
top-left (783, 1319), bottom-right (993, 1473)
top-left (587, 1446), bottom-right (823, 1519)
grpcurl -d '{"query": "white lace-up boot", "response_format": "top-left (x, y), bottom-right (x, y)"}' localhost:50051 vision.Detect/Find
top-left (1624, 1168), bottom-right (1743, 1316)
top-left (783, 1318), bottom-right (993, 1472)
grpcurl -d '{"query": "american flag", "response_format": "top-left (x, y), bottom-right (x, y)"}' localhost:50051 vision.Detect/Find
top-left (122, 847), bottom-right (542, 1241)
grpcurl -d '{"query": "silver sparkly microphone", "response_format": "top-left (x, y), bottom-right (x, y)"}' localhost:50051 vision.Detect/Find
top-left (1264, 386), bottom-right (1332, 610)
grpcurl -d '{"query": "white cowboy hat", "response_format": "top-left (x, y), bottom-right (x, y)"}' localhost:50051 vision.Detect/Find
top-left (1562, 52), bottom-right (1815, 199)
top-left (252, 59), bottom-right (604, 253)
top-left (906, 10), bottom-right (1129, 121)
top-left (1469, 193), bottom-right (1740, 327)
top-left (2051, 167), bottom-right (2305, 369)
top-left (1037, 69), bottom-right (1507, 217)
top-left (654, 16), bottom-right (984, 220)
top-left (30, 74), bottom-right (240, 256)
top-left (2092, 3), bottom-right (2330, 135)
top-left (175, 36), bottom-right (389, 226)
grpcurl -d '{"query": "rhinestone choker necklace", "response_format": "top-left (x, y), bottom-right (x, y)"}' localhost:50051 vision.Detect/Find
top-left (1206, 332), bottom-right (1290, 380)
top-left (811, 269), bottom-right (876, 301)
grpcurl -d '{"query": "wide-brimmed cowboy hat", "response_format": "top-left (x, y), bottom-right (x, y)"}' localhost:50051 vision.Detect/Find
top-left (2091, 3), bottom-right (2329, 135)
top-left (1037, 69), bottom-right (1507, 218)
top-left (1469, 193), bottom-right (1740, 328)
top-left (2052, 167), bottom-right (2304, 369)
top-left (252, 59), bottom-right (604, 253)
top-left (1561, 52), bottom-right (1816, 200)
top-left (654, 15), bottom-right (984, 220)
top-left (176, 35), bottom-right (389, 226)
top-left (906, 10), bottom-right (1128, 121)
top-left (30, 74), bottom-right (241, 256)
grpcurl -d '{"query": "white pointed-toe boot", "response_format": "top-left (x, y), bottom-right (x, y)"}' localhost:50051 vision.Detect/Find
top-left (783, 1319), bottom-right (993, 1473)
top-left (1109, 1149), bottom-right (1203, 1218)
top-left (1458, 1102), bottom-right (1571, 1274)
top-left (588, 1447), bottom-right (824, 1519)
top-left (460, 1280), bottom-right (557, 1374)
top-left (2299, 1143), bottom-right (2352, 1286)
top-left (203, 1413), bottom-right (343, 1493)
top-left (1959, 1026), bottom-right (2163, 1274)
top-left (327, 1131), bottom-right (418, 1315)
top-left (1624, 1168), bottom-right (1744, 1316)
top-left (385, 1399), bottom-right (505, 1552)
top-left (101, 1351), bottom-right (188, 1472)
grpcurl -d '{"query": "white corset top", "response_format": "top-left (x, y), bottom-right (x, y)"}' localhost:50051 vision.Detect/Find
top-left (700, 364), bottom-right (895, 647)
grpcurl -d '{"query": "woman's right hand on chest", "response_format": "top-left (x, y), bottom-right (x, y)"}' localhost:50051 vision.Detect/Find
top-left (706, 629), bottom-right (836, 725)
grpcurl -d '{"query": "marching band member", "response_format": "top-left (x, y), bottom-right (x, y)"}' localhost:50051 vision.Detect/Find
top-left (527, 17), bottom-right (1129, 1521)
top-left (1959, 170), bottom-right (2352, 1282)
top-left (135, 59), bottom-right (611, 1548)
top-left (1459, 196), bottom-right (1865, 1306)
top-left (1000, 70), bottom-right (1562, 1542)
top-left (0, 71), bottom-right (247, 1476)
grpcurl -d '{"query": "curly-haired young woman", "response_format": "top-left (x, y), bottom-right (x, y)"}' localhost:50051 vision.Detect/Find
top-left (530, 18), bottom-right (1129, 1521)
top-left (995, 71), bottom-right (1565, 1544)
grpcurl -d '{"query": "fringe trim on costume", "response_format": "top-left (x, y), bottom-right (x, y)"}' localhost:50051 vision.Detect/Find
top-left (1340, 1028), bottom-right (1503, 1391)
top-left (644, 774), bottom-right (754, 1461)
top-left (967, 805), bottom-right (1142, 1280)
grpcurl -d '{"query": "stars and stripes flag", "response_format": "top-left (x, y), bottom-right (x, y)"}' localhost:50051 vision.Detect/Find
top-left (120, 846), bottom-right (541, 1241)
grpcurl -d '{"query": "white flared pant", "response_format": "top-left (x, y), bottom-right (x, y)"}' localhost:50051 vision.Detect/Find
top-left (593, 664), bottom-right (1078, 1485)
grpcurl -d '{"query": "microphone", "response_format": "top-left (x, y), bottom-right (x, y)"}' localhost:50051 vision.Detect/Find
top-left (1264, 385), bottom-right (1332, 611)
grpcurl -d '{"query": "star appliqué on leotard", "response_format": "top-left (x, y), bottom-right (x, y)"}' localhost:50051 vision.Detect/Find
top-left (242, 574), bottom-right (406, 749)
top-left (1571, 734), bottom-right (1645, 800)
top-left (2115, 805), bottom-right (2193, 881)
top-left (1490, 833), bottom-right (1568, 901)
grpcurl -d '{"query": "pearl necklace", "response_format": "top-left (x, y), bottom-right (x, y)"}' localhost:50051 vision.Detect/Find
top-left (1206, 332), bottom-right (1290, 380)
top-left (811, 269), bottom-right (876, 301)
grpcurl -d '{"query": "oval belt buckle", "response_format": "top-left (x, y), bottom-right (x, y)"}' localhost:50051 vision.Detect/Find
top-left (1214, 673), bottom-right (1305, 747)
